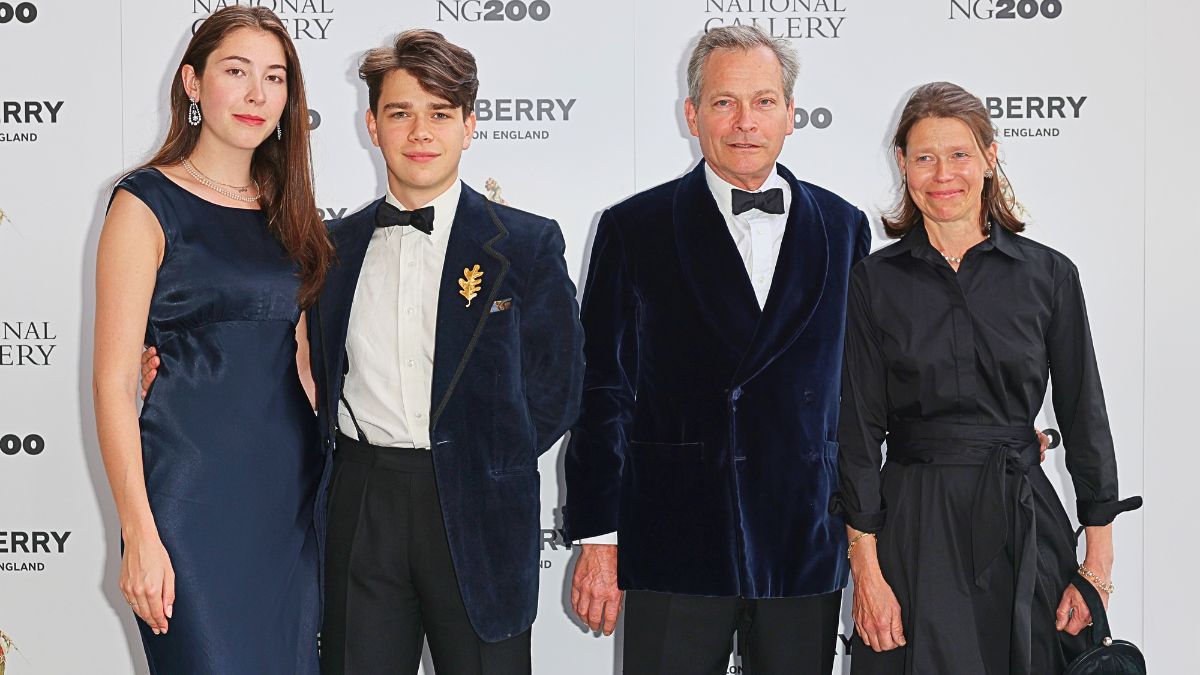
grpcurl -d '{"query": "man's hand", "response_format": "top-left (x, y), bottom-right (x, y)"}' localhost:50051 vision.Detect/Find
top-left (570, 544), bottom-right (623, 635)
top-left (140, 346), bottom-right (159, 399)
top-left (1037, 428), bottom-right (1050, 463)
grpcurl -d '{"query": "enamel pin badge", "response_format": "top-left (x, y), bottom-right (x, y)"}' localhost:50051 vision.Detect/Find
top-left (458, 264), bottom-right (484, 307)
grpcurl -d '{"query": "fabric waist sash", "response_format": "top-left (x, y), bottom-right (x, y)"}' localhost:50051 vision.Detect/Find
top-left (885, 421), bottom-right (1043, 675)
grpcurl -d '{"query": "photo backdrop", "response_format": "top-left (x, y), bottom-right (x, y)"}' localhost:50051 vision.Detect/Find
top-left (4, 0), bottom-right (1191, 672)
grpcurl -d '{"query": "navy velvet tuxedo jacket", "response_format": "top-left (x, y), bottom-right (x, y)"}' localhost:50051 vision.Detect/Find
top-left (309, 184), bottom-right (584, 641)
top-left (564, 162), bottom-right (871, 598)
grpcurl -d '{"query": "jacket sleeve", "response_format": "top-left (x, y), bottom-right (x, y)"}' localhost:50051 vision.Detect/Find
top-left (1047, 264), bottom-right (1141, 525)
top-left (520, 220), bottom-right (585, 457)
top-left (563, 209), bottom-right (638, 541)
top-left (852, 208), bottom-right (872, 265)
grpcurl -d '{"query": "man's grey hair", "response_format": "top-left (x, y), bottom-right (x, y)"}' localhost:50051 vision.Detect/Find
top-left (686, 25), bottom-right (799, 104)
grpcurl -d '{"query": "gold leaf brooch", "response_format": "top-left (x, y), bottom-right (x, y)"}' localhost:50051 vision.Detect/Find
top-left (458, 264), bottom-right (484, 307)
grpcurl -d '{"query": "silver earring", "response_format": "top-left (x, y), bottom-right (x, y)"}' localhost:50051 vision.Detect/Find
top-left (276, 122), bottom-right (282, 141)
top-left (984, 169), bottom-right (994, 179)
top-left (188, 97), bottom-right (202, 127)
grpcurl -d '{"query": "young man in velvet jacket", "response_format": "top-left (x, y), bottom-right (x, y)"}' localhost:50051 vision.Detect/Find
top-left (564, 25), bottom-right (871, 674)
top-left (309, 31), bottom-right (583, 674)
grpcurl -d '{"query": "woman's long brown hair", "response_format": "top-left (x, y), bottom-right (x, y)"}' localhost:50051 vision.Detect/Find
top-left (136, 6), bottom-right (331, 307)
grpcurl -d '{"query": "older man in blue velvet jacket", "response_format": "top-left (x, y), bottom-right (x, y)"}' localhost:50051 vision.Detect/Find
top-left (564, 25), bottom-right (871, 675)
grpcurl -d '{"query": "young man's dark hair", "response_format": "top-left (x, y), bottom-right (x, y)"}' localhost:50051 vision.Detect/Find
top-left (358, 29), bottom-right (480, 117)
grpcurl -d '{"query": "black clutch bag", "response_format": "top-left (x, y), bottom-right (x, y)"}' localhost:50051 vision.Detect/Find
top-left (1062, 574), bottom-right (1146, 674)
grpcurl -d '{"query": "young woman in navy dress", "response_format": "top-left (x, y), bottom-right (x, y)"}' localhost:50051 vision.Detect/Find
top-left (93, 7), bottom-right (331, 673)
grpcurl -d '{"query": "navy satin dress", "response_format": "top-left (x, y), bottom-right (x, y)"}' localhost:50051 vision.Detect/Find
top-left (113, 168), bottom-right (320, 674)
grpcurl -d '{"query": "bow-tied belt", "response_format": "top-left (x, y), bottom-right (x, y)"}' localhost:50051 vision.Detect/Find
top-left (886, 421), bottom-right (1043, 674)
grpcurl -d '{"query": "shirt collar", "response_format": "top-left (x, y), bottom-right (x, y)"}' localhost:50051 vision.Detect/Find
top-left (878, 219), bottom-right (1026, 262)
top-left (988, 221), bottom-right (1027, 260)
top-left (703, 162), bottom-right (792, 221)
top-left (382, 179), bottom-right (461, 244)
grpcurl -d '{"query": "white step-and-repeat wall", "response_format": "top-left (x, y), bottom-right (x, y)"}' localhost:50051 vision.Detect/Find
top-left (4, 0), bottom-right (1195, 672)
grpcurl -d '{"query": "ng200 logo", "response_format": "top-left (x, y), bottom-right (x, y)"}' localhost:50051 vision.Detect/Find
top-left (950, 0), bottom-right (1063, 20)
top-left (0, 2), bottom-right (37, 23)
top-left (437, 0), bottom-right (551, 22)
top-left (1, 434), bottom-right (44, 456)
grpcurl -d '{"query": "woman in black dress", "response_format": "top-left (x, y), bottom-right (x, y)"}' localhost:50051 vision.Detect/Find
top-left (832, 82), bottom-right (1141, 674)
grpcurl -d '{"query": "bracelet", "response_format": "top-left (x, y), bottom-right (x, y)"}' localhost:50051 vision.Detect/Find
top-left (847, 532), bottom-right (876, 559)
top-left (1077, 564), bottom-right (1115, 594)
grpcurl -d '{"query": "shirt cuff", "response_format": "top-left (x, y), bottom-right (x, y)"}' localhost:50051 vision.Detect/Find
top-left (1077, 496), bottom-right (1143, 527)
top-left (828, 492), bottom-right (886, 534)
top-left (574, 532), bottom-right (618, 546)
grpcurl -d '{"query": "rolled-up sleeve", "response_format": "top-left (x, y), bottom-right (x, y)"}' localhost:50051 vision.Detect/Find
top-left (831, 265), bottom-right (889, 533)
top-left (1047, 266), bottom-right (1142, 525)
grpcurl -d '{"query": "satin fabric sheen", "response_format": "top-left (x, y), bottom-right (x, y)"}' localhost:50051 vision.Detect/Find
top-left (113, 168), bottom-right (320, 675)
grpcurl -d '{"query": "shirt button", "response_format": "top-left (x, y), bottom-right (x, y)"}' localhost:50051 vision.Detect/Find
top-left (406, 359), bottom-right (415, 368)
top-left (406, 307), bottom-right (415, 315)
top-left (407, 260), bottom-right (416, 268)
top-left (416, 412), bottom-right (425, 419)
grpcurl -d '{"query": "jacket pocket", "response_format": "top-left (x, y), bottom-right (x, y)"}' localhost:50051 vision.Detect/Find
top-left (628, 440), bottom-right (704, 462)
top-left (490, 465), bottom-right (537, 478)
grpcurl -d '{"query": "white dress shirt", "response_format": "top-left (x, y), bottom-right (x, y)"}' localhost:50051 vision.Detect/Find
top-left (704, 162), bottom-right (792, 308)
top-left (337, 180), bottom-right (462, 449)
top-left (577, 165), bottom-right (794, 546)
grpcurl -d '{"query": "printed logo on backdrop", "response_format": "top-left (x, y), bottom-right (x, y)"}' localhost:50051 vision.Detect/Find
top-left (988, 95), bottom-right (1086, 138)
top-left (0, 321), bottom-right (57, 367)
top-left (949, 0), bottom-right (1063, 20)
top-left (794, 106), bottom-right (833, 131)
top-left (318, 205), bottom-right (348, 221)
top-left (436, 0), bottom-right (552, 23)
top-left (540, 527), bottom-right (567, 570)
top-left (471, 97), bottom-right (576, 142)
top-left (703, 0), bottom-right (849, 39)
top-left (0, 1), bottom-right (37, 23)
top-left (0, 531), bottom-right (71, 573)
top-left (0, 100), bottom-right (64, 144)
top-left (1, 434), bottom-right (45, 457)
top-left (191, 1), bottom-right (334, 40)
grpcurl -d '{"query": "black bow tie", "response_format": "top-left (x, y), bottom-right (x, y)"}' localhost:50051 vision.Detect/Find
top-left (731, 187), bottom-right (785, 216)
top-left (376, 201), bottom-right (434, 235)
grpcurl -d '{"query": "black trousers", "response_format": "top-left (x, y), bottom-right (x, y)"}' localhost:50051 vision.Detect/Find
top-left (623, 589), bottom-right (842, 675)
top-left (321, 434), bottom-right (531, 675)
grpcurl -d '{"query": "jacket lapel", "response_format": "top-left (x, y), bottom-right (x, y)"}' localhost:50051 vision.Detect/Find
top-left (317, 198), bottom-right (380, 416)
top-left (430, 184), bottom-right (510, 429)
top-left (733, 164), bottom-right (829, 384)
top-left (673, 161), bottom-right (761, 361)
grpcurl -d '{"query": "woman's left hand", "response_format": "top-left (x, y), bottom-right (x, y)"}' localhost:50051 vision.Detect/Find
top-left (1055, 562), bottom-right (1111, 635)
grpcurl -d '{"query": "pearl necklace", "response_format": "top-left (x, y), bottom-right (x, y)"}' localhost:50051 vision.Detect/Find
top-left (942, 253), bottom-right (963, 265)
top-left (181, 158), bottom-right (260, 202)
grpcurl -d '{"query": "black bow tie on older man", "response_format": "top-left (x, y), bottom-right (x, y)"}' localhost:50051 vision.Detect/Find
top-left (376, 201), bottom-right (435, 235)
top-left (731, 187), bottom-right (785, 216)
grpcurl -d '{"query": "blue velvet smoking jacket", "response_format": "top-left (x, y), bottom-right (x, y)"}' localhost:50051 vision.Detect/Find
top-left (564, 162), bottom-right (871, 598)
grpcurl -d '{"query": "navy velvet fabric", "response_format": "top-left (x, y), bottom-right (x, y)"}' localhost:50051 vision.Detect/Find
top-left (564, 162), bottom-right (871, 598)
top-left (309, 184), bottom-right (584, 643)
top-left (115, 168), bottom-right (321, 674)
